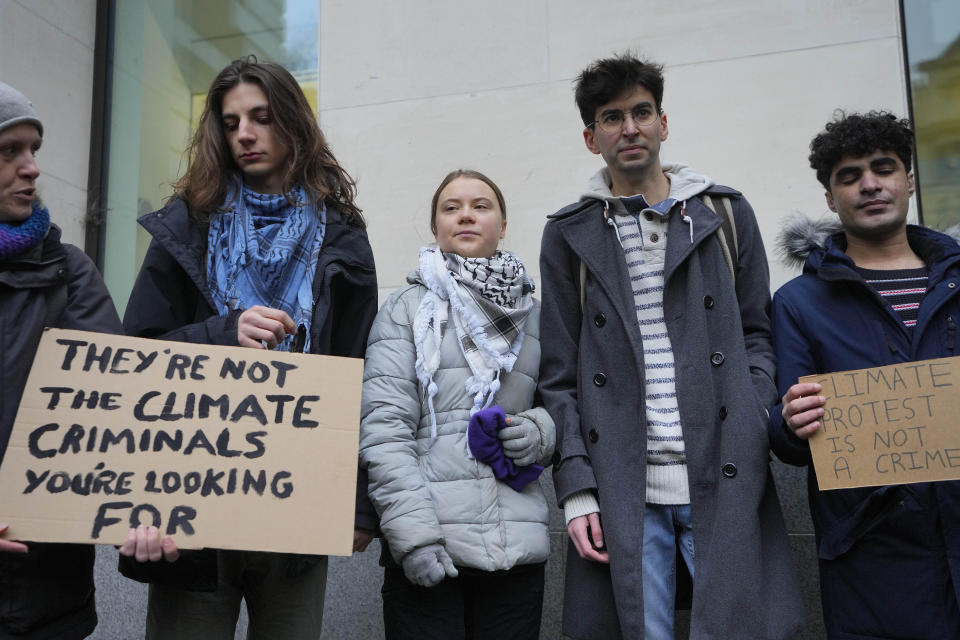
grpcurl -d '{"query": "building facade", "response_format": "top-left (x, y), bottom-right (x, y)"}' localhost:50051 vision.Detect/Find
top-left (1, 1), bottom-right (958, 637)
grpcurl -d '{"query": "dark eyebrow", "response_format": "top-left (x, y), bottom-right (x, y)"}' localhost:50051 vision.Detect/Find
top-left (833, 166), bottom-right (861, 182)
top-left (869, 156), bottom-right (898, 170)
top-left (221, 105), bottom-right (269, 120)
top-left (601, 101), bottom-right (655, 116)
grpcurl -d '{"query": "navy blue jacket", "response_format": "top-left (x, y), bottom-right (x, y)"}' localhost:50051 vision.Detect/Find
top-left (770, 225), bottom-right (960, 639)
top-left (118, 198), bottom-right (378, 590)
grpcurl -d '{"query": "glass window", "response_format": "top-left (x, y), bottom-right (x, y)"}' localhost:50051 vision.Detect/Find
top-left (101, 0), bottom-right (318, 315)
top-left (903, 0), bottom-right (960, 231)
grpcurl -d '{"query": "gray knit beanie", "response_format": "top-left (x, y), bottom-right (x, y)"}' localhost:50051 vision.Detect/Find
top-left (0, 82), bottom-right (43, 137)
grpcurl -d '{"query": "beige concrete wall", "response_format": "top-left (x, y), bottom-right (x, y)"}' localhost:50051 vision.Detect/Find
top-left (0, 0), bottom-right (97, 247)
top-left (317, 6), bottom-right (909, 633)
top-left (319, 0), bottom-right (907, 298)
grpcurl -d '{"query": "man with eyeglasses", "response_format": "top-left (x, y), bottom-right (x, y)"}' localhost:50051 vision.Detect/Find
top-left (537, 53), bottom-right (803, 639)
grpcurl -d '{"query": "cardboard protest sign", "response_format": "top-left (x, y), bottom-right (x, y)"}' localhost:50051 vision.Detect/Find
top-left (802, 356), bottom-right (960, 490)
top-left (0, 328), bottom-right (362, 555)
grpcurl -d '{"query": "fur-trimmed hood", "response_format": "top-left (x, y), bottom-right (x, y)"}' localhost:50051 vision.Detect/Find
top-left (776, 213), bottom-right (960, 270)
top-left (775, 213), bottom-right (843, 270)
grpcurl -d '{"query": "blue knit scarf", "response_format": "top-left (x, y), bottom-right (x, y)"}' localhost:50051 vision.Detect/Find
top-left (206, 182), bottom-right (325, 351)
top-left (0, 203), bottom-right (50, 260)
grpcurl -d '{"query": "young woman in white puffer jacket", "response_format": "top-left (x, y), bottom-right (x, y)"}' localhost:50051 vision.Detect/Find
top-left (359, 169), bottom-right (555, 640)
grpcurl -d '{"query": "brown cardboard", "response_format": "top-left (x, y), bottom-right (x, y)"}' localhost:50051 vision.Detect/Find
top-left (0, 328), bottom-right (363, 555)
top-left (801, 355), bottom-right (960, 490)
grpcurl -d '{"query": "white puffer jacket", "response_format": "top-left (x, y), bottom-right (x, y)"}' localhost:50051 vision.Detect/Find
top-left (359, 269), bottom-right (554, 572)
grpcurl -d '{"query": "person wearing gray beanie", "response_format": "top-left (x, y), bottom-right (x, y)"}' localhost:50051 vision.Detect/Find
top-left (0, 81), bottom-right (43, 137)
top-left (0, 81), bottom-right (121, 640)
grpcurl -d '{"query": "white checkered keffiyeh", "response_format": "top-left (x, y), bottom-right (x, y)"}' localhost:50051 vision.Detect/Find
top-left (413, 246), bottom-right (535, 437)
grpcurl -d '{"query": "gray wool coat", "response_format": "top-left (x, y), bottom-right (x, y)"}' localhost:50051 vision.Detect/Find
top-left (538, 185), bottom-right (804, 639)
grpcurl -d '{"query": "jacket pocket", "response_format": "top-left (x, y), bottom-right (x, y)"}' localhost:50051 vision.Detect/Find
top-left (818, 485), bottom-right (920, 560)
top-left (0, 542), bottom-right (94, 633)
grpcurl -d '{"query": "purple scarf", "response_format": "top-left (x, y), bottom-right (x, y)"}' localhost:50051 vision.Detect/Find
top-left (0, 203), bottom-right (49, 260)
top-left (467, 405), bottom-right (543, 492)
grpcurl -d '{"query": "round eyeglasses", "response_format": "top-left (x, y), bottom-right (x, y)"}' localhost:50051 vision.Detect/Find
top-left (589, 103), bottom-right (660, 133)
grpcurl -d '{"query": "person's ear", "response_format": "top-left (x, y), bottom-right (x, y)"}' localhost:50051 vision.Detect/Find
top-left (583, 127), bottom-right (601, 155)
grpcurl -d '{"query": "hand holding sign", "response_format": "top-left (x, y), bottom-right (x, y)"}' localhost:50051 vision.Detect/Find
top-left (0, 524), bottom-right (27, 553)
top-left (781, 382), bottom-right (826, 439)
top-left (120, 525), bottom-right (179, 563)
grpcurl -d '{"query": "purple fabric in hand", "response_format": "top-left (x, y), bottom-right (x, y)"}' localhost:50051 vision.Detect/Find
top-left (467, 405), bottom-right (544, 492)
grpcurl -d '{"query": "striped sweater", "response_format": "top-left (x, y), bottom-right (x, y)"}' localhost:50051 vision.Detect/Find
top-left (856, 266), bottom-right (928, 328)
top-left (561, 163), bottom-right (714, 521)
top-left (612, 196), bottom-right (689, 505)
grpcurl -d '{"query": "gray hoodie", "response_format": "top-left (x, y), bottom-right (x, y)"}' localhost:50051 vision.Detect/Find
top-left (581, 161), bottom-right (714, 206)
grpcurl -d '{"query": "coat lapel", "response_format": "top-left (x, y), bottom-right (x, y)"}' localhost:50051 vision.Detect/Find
top-left (663, 196), bottom-right (722, 284)
top-left (554, 203), bottom-right (638, 335)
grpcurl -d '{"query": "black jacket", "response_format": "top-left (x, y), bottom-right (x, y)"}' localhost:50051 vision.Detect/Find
top-left (118, 198), bottom-right (378, 590)
top-left (0, 224), bottom-right (123, 640)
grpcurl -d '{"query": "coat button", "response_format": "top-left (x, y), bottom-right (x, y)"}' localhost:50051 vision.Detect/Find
top-left (588, 429), bottom-right (599, 443)
top-left (710, 352), bottom-right (725, 366)
top-left (551, 452), bottom-right (561, 466)
top-left (594, 313), bottom-right (606, 328)
top-left (718, 406), bottom-right (727, 420)
top-left (703, 295), bottom-right (714, 309)
top-left (950, 282), bottom-right (957, 289)
top-left (650, 232), bottom-right (660, 243)
top-left (593, 373), bottom-right (606, 387)
top-left (722, 462), bottom-right (737, 478)
top-left (56, 268), bottom-right (66, 279)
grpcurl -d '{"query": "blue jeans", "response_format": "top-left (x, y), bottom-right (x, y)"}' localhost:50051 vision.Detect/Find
top-left (643, 503), bottom-right (694, 640)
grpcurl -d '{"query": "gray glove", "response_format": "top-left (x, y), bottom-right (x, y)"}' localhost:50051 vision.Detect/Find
top-left (401, 543), bottom-right (459, 587)
top-left (498, 415), bottom-right (540, 467)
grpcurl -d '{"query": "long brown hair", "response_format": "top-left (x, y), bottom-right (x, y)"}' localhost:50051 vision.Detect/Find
top-left (171, 56), bottom-right (364, 226)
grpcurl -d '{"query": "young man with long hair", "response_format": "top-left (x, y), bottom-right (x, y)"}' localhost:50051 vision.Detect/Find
top-left (117, 56), bottom-right (377, 640)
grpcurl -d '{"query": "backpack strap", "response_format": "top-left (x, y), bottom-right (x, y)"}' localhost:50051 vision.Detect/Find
top-left (42, 269), bottom-right (68, 328)
top-left (700, 195), bottom-right (738, 283)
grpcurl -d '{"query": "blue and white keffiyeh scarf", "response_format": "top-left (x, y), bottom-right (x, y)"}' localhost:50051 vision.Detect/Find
top-left (207, 181), bottom-right (325, 351)
top-left (413, 246), bottom-right (535, 436)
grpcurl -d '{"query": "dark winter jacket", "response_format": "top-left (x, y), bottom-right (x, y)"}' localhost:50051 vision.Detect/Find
top-left (770, 222), bottom-right (960, 639)
top-left (0, 223), bottom-right (123, 640)
top-left (539, 186), bottom-right (803, 639)
top-left (118, 198), bottom-right (378, 590)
